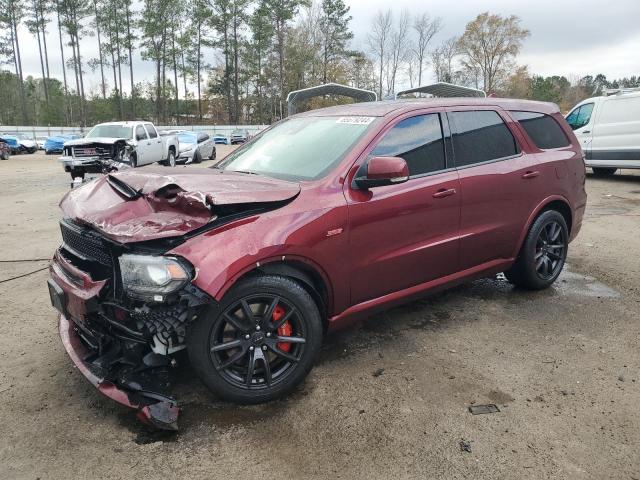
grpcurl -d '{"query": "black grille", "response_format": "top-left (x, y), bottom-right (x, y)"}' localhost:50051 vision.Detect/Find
top-left (60, 219), bottom-right (113, 267)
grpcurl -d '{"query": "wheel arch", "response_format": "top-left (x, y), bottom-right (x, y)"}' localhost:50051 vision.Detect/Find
top-left (513, 195), bottom-right (573, 258)
top-left (216, 257), bottom-right (333, 331)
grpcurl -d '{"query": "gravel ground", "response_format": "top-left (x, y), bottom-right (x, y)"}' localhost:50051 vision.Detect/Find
top-left (0, 152), bottom-right (639, 479)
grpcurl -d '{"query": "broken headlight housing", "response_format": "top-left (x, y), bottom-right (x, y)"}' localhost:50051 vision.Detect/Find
top-left (119, 254), bottom-right (192, 301)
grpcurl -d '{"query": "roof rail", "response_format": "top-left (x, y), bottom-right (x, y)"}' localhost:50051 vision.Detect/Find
top-left (603, 87), bottom-right (640, 96)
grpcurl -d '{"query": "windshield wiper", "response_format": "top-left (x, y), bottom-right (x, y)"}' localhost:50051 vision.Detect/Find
top-left (106, 174), bottom-right (142, 200)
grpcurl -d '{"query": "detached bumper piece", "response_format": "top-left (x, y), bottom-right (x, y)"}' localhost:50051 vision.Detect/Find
top-left (59, 314), bottom-right (180, 430)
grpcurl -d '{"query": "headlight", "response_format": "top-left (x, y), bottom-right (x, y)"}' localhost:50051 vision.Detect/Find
top-left (119, 254), bottom-right (192, 301)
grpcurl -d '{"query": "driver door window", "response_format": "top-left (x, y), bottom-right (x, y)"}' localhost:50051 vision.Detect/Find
top-left (370, 114), bottom-right (446, 176)
top-left (135, 125), bottom-right (147, 141)
top-left (566, 103), bottom-right (594, 130)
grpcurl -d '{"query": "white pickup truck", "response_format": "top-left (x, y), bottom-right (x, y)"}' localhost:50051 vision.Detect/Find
top-left (59, 121), bottom-right (178, 179)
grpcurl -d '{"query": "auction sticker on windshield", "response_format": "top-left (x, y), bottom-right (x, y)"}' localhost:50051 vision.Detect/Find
top-left (336, 117), bottom-right (375, 125)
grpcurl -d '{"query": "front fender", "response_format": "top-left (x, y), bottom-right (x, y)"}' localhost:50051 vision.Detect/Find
top-left (168, 203), bottom-right (350, 315)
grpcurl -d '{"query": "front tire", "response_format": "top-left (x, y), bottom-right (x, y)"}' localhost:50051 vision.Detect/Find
top-left (192, 150), bottom-right (202, 164)
top-left (504, 210), bottom-right (568, 290)
top-left (592, 167), bottom-right (617, 176)
top-left (187, 275), bottom-right (323, 404)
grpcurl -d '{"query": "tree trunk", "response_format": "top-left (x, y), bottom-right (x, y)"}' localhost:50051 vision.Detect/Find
top-left (93, 0), bottom-right (106, 99)
top-left (232, 13), bottom-right (240, 123)
top-left (113, 2), bottom-right (124, 118)
top-left (125, 5), bottom-right (135, 117)
top-left (34, 7), bottom-right (49, 104)
top-left (276, 21), bottom-right (284, 118)
top-left (197, 21), bottom-right (202, 121)
top-left (172, 30), bottom-right (179, 125)
top-left (56, 5), bottom-right (70, 124)
top-left (11, 10), bottom-right (29, 124)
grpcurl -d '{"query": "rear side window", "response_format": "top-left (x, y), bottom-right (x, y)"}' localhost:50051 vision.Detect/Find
top-left (371, 114), bottom-right (446, 176)
top-left (198, 133), bottom-right (209, 143)
top-left (450, 110), bottom-right (519, 167)
top-left (510, 111), bottom-right (570, 149)
top-left (145, 123), bottom-right (158, 138)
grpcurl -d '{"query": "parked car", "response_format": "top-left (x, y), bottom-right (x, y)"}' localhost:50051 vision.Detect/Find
top-left (566, 88), bottom-right (640, 175)
top-left (212, 133), bottom-right (229, 145)
top-left (175, 131), bottom-right (216, 164)
top-left (0, 138), bottom-right (10, 160)
top-left (59, 121), bottom-right (178, 179)
top-left (8, 132), bottom-right (38, 153)
top-left (45, 134), bottom-right (81, 155)
top-left (48, 98), bottom-right (586, 429)
top-left (230, 128), bottom-right (249, 144)
top-left (0, 135), bottom-right (20, 154)
top-left (36, 136), bottom-right (48, 150)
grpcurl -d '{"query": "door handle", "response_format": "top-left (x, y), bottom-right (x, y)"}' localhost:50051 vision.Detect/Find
top-left (522, 171), bottom-right (540, 179)
top-left (147, 142), bottom-right (151, 145)
top-left (432, 188), bottom-right (457, 198)
top-left (582, 130), bottom-right (591, 134)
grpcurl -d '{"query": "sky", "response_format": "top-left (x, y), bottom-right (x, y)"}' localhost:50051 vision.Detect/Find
top-left (13, 0), bottom-right (640, 97)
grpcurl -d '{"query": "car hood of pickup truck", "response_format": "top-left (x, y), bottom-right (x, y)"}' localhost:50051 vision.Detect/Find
top-left (63, 137), bottom-right (126, 146)
top-left (59, 168), bottom-right (301, 243)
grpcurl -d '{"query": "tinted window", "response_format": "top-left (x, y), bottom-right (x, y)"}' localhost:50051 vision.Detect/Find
top-left (198, 133), bottom-right (209, 143)
top-left (565, 103), bottom-right (594, 130)
top-left (450, 111), bottom-right (519, 167)
top-left (371, 114), bottom-right (446, 176)
top-left (145, 123), bottom-right (158, 138)
top-left (135, 125), bottom-right (147, 141)
top-left (510, 111), bottom-right (569, 149)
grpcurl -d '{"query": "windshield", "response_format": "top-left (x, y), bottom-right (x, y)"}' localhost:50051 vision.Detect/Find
top-left (86, 125), bottom-right (133, 139)
top-left (178, 132), bottom-right (197, 144)
top-left (218, 116), bottom-right (376, 181)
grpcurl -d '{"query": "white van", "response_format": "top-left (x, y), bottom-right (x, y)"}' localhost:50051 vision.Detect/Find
top-left (566, 89), bottom-right (640, 175)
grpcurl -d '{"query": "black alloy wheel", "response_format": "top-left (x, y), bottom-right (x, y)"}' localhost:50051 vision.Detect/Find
top-left (187, 275), bottom-right (322, 404)
top-left (210, 294), bottom-right (306, 390)
top-left (534, 220), bottom-right (566, 280)
top-left (504, 209), bottom-right (568, 290)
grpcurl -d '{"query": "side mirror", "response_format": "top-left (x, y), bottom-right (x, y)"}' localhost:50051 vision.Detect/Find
top-left (354, 156), bottom-right (409, 189)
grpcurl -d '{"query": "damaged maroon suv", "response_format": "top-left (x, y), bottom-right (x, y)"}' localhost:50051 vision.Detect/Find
top-left (48, 99), bottom-right (586, 429)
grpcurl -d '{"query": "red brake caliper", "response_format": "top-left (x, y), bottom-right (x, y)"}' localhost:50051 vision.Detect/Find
top-left (271, 304), bottom-right (292, 352)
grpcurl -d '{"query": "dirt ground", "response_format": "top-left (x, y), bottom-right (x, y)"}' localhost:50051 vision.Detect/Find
top-left (1, 151), bottom-right (639, 480)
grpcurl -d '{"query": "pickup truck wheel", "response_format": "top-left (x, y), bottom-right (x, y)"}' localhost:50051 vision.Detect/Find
top-left (166, 150), bottom-right (176, 167)
top-left (0, 152), bottom-right (8, 160)
top-left (592, 167), bottom-right (617, 176)
top-left (504, 210), bottom-right (568, 290)
top-left (187, 275), bottom-right (323, 404)
top-left (129, 154), bottom-right (137, 168)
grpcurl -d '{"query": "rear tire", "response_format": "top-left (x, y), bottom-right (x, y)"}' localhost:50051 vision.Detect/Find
top-left (187, 275), bottom-right (323, 404)
top-left (504, 210), bottom-right (568, 290)
top-left (209, 147), bottom-right (216, 160)
top-left (592, 167), bottom-right (617, 176)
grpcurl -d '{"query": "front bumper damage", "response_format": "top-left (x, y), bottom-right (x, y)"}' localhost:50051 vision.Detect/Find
top-left (48, 234), bottom-right (211, 430)
top-left (58, 314), bottom-right (180, 429)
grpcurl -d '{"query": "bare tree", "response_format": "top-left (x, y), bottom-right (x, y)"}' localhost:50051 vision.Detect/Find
top-left (386, 9), bottom-right (410, 95)
top-left (367, 9), bottom-right (392, 99)
top-left (412, 12), bottom-right (441, 86)
top-left (431, 36), bottom-right (459, 83)
top-left (457, 12), bottom-right (530, 94)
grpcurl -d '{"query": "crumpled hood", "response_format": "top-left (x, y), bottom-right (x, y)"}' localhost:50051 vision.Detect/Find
top-left (60, 168), bottom-right (300, 243)
top-left (63, 137), bottom-right (123, 146)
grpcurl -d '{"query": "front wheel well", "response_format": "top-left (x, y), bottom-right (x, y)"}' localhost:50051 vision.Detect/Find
top-left (232, 261), bottom-right (330, 331)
